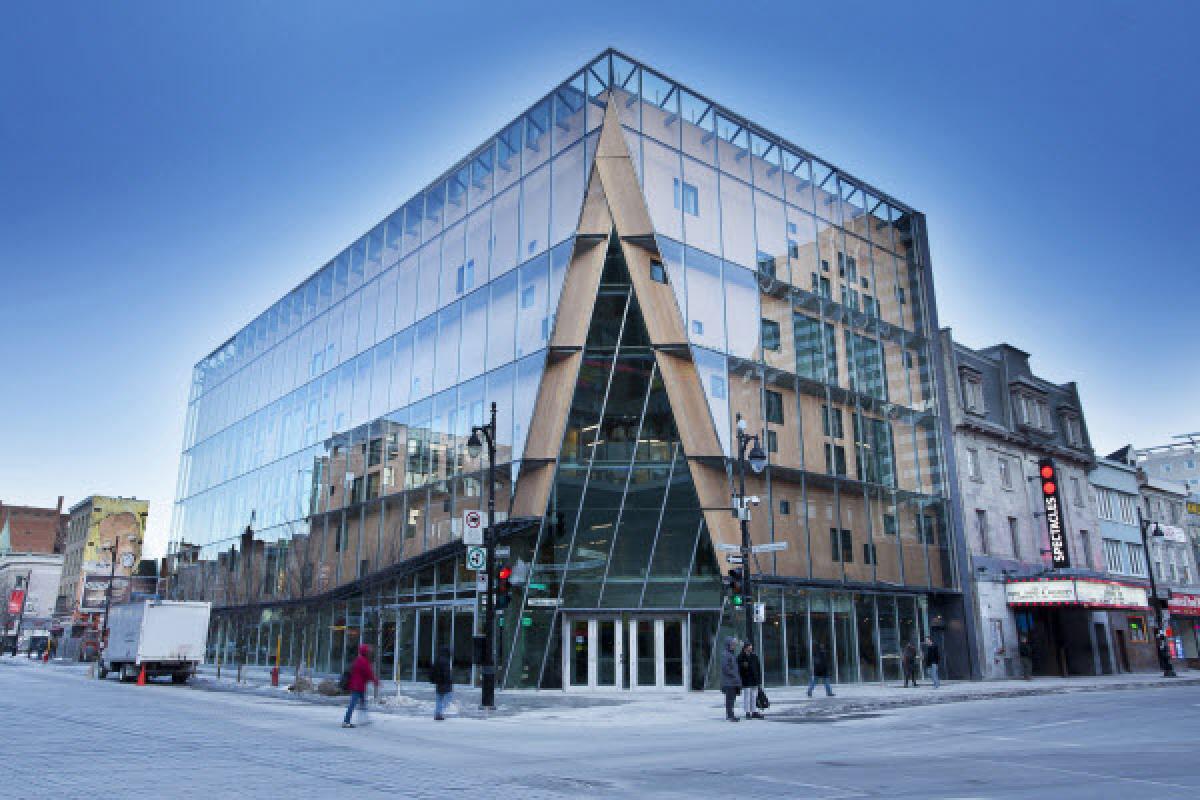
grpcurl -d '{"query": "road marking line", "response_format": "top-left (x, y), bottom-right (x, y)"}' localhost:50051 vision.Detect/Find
top-left (1024, 717), bottom-right (1085, 730)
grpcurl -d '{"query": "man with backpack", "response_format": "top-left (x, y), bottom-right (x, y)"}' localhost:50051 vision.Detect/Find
top-left (342, 644), bottom-right (379, 728)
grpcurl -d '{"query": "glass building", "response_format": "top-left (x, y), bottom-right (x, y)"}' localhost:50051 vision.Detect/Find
top-left (169, 49), bottom-right (970, 689)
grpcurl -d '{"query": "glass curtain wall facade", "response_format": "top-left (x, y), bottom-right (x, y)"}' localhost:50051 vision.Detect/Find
top-left (169, 49), bottom-right (962, 688)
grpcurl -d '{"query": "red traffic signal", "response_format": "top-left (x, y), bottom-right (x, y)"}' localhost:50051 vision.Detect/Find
top-left (1038, 459), bottom-right (1057, 495)
top-left (496, 564), bottom-right (512, 609)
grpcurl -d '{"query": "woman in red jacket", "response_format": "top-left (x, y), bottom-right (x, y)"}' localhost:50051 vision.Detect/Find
top-left (342, 644), bottom-right (379, 728)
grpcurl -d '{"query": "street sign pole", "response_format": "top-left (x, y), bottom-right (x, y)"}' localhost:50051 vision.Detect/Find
top-left (481, 403), bottom-right (498, 708)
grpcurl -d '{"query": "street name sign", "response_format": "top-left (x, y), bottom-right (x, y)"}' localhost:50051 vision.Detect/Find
top-left (751, 542), bottom-right (788, 553)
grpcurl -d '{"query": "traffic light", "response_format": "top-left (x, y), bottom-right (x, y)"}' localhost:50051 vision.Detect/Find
top-left (1038, 460), bottom-right (1057, 497)
top-left (727, 568), bottom-right (744, 607)
top-left (496, 564), bottom-right (513, 609)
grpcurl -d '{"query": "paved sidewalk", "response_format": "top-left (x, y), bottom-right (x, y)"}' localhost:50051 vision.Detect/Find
top-left (8, 654), bottom-right (1196, 722)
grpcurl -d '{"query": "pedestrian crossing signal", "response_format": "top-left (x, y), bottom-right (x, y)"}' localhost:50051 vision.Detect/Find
top-left (726, 568), bottom-right (744, 606)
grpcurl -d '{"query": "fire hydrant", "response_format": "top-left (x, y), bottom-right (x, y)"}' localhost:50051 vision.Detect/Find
top-left (270, 666), bottom-right (280, 687)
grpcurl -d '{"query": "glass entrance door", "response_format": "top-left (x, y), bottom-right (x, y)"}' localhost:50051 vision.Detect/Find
top-left (564, 616), bottom-right (687, 690)
top-left (567, 618), bottom-right (622, 688)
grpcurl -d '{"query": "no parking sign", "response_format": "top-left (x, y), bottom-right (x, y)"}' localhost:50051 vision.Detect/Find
top-left (463, 510), bottom-right (484, 545)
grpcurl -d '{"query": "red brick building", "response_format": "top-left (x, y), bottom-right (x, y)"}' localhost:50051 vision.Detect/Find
top-left (0, 497), bottom-right (67, 554)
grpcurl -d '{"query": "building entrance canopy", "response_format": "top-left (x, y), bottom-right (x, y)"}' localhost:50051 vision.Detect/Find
top-left (1006, 578), bottom-right (1148, 610)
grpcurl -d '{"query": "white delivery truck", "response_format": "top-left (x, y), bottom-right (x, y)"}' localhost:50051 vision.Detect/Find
top-left (100, 600), bottom-right (211, 684)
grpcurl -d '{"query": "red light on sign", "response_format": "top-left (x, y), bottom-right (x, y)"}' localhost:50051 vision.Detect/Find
top-left (1040, 465), bottom-right (1054, 480)
top-left (1043, 481), bottom-right (1056, 495)
top-left (498, 566), bottom-right (512, 581)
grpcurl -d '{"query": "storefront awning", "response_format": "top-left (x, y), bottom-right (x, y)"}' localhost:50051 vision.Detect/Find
top-left (1006, 578), bottom-right (1149, 610)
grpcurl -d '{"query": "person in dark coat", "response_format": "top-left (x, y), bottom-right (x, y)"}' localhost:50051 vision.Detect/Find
top-left (1018, 635), bottom-right (1033, 680)
top-left (342, 644), bottom-right (379, 728)
top-left (807, 643), bottom-right (834, 697)
top-left (902, 641), bottom-right (919, 688)
top-left (719, 636), bottom-right (742, 721)
top-left (430, 646), bottom-right (454, 720)
top-left (737, 642), bottom-right (764, 719)
top-left (923, 636), bottom-right (941, 688)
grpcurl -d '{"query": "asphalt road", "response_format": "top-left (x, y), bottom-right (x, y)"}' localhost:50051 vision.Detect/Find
top-left (3, 662), bottom-right (1198, 799)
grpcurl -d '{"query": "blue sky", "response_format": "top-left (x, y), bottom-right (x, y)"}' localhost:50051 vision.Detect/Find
top-left (2, 2), bottom-right (1197, 556)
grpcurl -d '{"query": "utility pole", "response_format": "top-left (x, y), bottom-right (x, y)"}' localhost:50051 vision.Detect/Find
top-left (1137, 505), bottom-right (1176, 677)
top-left (734, 414), bottom-right (767, 649)
top-left (469, 402), bottom-right (498, 709)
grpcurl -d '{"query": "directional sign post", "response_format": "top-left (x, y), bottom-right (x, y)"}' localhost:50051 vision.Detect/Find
top-left (463, 510), bottom-right (485, 546)
top-left (751, 542), bottom-right (788, 554)
top-left (716, 543), bottom-right (741, 553)
top-left (725, 554), bottom-right (744, 564)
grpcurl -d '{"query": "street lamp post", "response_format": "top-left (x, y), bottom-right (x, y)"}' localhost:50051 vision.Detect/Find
top-left (1137, 506), bottom-right (1175, 678)
top-left (468, 401), bottom-right (499, 709)
top-left (734, 414), bottom-right (768, 649)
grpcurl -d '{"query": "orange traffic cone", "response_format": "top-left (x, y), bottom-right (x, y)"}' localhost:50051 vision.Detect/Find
top-left (137, 665), bottom-right (146, 686)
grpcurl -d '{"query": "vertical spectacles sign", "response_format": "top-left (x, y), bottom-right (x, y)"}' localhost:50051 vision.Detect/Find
top-left (1038, 458), bottom-right (1071, 569)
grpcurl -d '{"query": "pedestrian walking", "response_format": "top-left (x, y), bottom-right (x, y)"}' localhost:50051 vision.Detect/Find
top-left (806, 643), bottom-right (834, 697)
top-left (737, 642), bottom-right (764, 719)
top-left (342, 644), bottom-right (379, 728)
top-left (902, 641), bottom-right (919, 688)
top-left (430, 646), bottom-right (454, 720)
top-left (1018, 635), bottom-right (1033, 680)
top-left (923, 636), bottom-right (941, 689)
top-left (719, 636), bottom-right (742, 722)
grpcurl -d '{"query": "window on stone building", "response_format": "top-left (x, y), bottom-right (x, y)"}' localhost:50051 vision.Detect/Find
top-left (1126, 543), bottom-right (1147, 577)
top-left (1104, 538), bottom-right (1125, 573)
top-left (960, 369), bottom-right (985, 413)
top-left (1080, 530), bottom-right (1093, 570)
top-left (1008, 517), bottom-right (1021, 559)
top-left (999, 456), bottom-right (1012, 490)
top-left (967, 448), bottom-right (981, 481)
top-left (976, 509), bottom-right (989, 555)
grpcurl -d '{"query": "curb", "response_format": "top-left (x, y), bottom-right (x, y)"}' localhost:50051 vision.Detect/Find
top-left (768, 677), bottom-right (1200, 718)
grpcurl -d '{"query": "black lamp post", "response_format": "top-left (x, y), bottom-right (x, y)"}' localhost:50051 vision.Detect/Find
top-left (467, 401), bottom-right (498, 709)
top-left (1137, 506), bottom-right (1175, 677)
top-left (734, 414), bottom-right (768, 649)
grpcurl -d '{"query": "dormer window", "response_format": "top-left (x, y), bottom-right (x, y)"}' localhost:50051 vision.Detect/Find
top-left (1060, 411), bottom-right (1084, 448)
top-left (959, 368), bottom-right (985, 414)
top-left (1012, 389), bottom-right (1049, 430)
